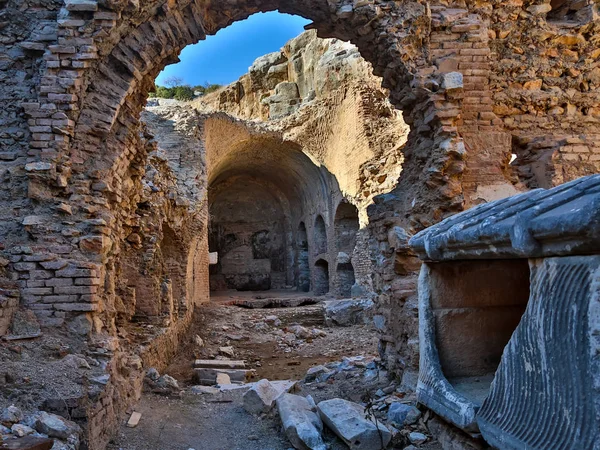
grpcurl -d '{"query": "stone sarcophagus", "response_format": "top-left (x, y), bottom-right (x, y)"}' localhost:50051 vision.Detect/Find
top-left (409, 175), bottom-right (600, 449)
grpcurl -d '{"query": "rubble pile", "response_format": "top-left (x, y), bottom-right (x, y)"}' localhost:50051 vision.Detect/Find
top-left (0, 405), bottom-right (82, 450)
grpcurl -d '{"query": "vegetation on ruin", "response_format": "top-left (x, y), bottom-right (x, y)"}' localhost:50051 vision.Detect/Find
top-left (149, 76), bottom-right (222, 101)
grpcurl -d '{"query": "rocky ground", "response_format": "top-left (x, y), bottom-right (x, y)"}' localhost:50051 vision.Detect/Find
top-left (106, 297), bottom-right (444, 450)
top-left (0, 295), bottom-right (456, 450)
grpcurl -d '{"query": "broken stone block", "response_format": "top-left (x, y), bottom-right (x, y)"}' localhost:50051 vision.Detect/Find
top-left (156, 375), bottom-right (179, 390)
top-left (62, 354), bottom-right (90, 369)
top-left (264, 315), bottom-right (281, 327)
top-left (216, 373), bottom-right (231, 385)
top-left (190, 386), bottom-right (220, 395)
top-left (11, 423), bottom-right (35, 437)
top-left (387, 403), bottom-right (421, 427)
top-left (219, 346), bottom-right (235, 357)
top-left (408, 432), bottom-right (427, 445)
top-left (324, 299), bottom-right (374, 326)
top-left (194, 368), bottom-right (250, 385)
top-left (277, 394), bottom-right (326, 450)
top-left (193, 360), bottom-right (246, 370)
top-left (317, 398), bottom-right (391, 450)
top-left (288, 325), bottom-right (311, 339)
top-left (35, 411), bottom-right (80, 440)
top-left (146, 368), bottom-right (160, 381)
top-left (127, 412), bottom-right (142, 428)
top-left (441, 72), bottom-right (463, 91)
top-left (243, 379), bottom-right (281, 414)
top-left (304, 365), bottom-right (331, 383)
top-left (0, 405), bottom-right (23, 426)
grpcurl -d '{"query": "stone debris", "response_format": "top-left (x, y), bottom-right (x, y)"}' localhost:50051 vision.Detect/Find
top-left (193, 359), bottom-right (246, 370)
top-left (387, 403), bottom-right (421, 427)
top-left (304, 365), bottom-right (331, 383)
top-left (35, 411), bottom-right (81, 440)
top-left (62, 354), bottom-right (91, 370)
top-left (127, 412), bottom-right (142, 428)
top-left (194, 368), bottom-right (251, 385)
top-left (323, 299), bottom-right (374, 327)
top-left (190, 386), bottom-right (220, 395)
top-left (408, 431), bottom-right (427, 445)
top-left (144, 370), bottom-right (182, 396)
top-left (145, 368), bottom-right (160, 382)
top-left (10, 424), bottom-right (35, 437)
top-left (287, 325), bottom-right (311, 340)
top-left (317, 398), bottom-right (391, 450)
top-left (0, 405), bottom-right (24, 426)
top-left (277, 394), bottom-right (326, 450)
top-left (216, 373), bottom-right (231, 385)
top-left (264, 315), bottom-right (282, 326)
top-left (243, 379), bottom-right (282, 415)
top-left (218, 346), bottom-right (235, 357)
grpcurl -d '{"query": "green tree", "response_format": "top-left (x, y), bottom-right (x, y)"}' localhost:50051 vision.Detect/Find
top-left (173, 85), bottom-right (194, 101)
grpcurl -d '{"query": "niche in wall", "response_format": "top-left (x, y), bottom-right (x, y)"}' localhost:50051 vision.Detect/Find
top-left (296, 222), bottom-right (310, 292)
top-left (314, 259), bottom-right (330, 295)
top-left (314, 215), bottom-right (328, 256)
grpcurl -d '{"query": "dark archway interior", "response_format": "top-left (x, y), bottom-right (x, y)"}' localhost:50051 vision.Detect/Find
top-left (336, 262), bottom-right (355, 298)
top-left (335, 201), bottom-right (359, 254)
top-left (314, 259), bottom-right (330, 295)
top-left (206, 130), bottom-right (333, 293)
top-left (314, 215), bottom-right (328, 256)
top-left (296, 222), bottom-right (311, 292)
top-left (209, 177), bottom-right (287, 291)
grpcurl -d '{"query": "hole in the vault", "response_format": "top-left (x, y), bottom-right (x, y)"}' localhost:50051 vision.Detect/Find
top-left (149, 11), bottom-right (311, 101)
top-left (430, 259), bottom-right (531, 406)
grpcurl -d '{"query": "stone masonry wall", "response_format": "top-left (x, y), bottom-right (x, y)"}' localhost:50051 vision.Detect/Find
top-left (0, 0), bottom-right (599, 446)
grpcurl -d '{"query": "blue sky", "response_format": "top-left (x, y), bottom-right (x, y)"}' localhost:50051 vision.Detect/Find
top-left (156, 12), bottom-right (310, 87)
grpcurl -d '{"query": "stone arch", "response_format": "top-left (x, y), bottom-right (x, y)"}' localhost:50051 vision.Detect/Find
top-left (314, 214), bottom-right (328, 256)
top-left (314, 258), bottom-right (329, 296)
top-left (334, 200), bottom-right (359, 254)
top-left (29, 0), bottom-right (432, 198)
top-left (296, 222), bottom-right (310, 292)
top-left (336, 261), bottom-right (355, 298)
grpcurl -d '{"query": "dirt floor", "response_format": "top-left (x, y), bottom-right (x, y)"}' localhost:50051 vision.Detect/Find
top-left (165, 296), bottom-right (378, 384)
top-left (108, 294), bottom-right (442, 450)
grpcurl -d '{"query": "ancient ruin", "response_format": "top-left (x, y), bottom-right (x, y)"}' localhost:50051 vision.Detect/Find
top-left (1, 0), bottom-right (600, 449)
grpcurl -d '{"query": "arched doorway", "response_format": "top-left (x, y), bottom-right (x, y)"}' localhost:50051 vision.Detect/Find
top-left (334, 201), bottom-right (359, 297)
top-left (314, 215), bottom-right (328, 256)
top-left (296, 222), bottom-right (310, 292)
top-left (314, 259), bottom-right (330, 296)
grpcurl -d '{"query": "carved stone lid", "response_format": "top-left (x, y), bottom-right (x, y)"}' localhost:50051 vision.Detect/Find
top-left (410, 175), bottom-right (600, 261)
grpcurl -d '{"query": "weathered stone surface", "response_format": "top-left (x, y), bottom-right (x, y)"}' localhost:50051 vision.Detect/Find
top-left (0, 406), bottom-right (23, 426)
top-left (35, 411), bottom-right (80, 439)
top-left (304, 365), bottom-right (331, 383)
top-left (243, 379), bottom-right (281, 414)
top-left (324, 299), bottom-right (374, 326)
top-left (277, 394), bottom-right (326, 450)
top-left (317, 398), bottom-right (391, 450)
top-left (387, 403), bottom-right (421, 427)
